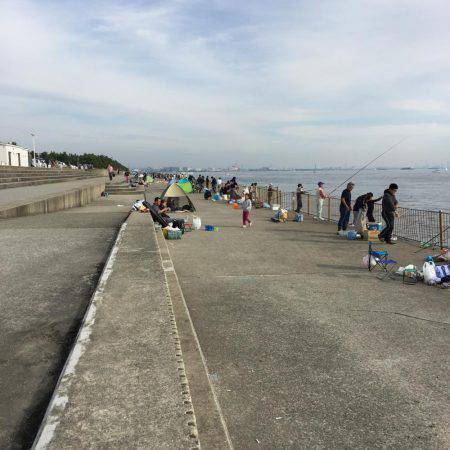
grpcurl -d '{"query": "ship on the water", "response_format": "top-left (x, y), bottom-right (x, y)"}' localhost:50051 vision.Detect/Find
top-left (432, 164), bottom-right (448, 173)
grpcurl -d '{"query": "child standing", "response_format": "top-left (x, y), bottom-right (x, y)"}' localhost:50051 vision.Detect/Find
top-left (242, 193), bottom-right (252, 228)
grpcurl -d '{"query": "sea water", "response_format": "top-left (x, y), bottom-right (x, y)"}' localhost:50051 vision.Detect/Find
top-left (195, 168), bottom-right (449, 212)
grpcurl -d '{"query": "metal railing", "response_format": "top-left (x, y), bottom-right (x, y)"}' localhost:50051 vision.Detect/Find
top-left (250, 185), bottom-right (449, 248)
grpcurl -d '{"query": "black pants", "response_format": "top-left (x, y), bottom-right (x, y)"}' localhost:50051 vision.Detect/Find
top-left (379, 211), bottom-right (395, 242)
top-left (296, 194), bottom-right (302, 213)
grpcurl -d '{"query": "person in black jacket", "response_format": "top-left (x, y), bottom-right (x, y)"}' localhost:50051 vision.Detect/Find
top-left (352, 192), bottom-right (370, 232)
top-left (147, 198), bottom-right (185, 230)
top-left (295, 184), bottom-right (304, 213)
top-left (379, 184), bottom-right (399, 244)
top-left (366, 192), bottom-right (382, 223)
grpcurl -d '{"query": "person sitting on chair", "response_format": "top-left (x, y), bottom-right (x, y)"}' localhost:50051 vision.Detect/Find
top-left (147, 197), bottom-right (170, 227)
top-left (158, 199), bottom-right (171, 217)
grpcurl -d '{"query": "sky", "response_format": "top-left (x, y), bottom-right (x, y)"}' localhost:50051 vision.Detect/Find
top-left (1, 0), bottom-right (450, 168)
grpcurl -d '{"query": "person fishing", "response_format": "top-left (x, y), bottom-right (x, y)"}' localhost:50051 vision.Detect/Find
top-left (295, 183), bottom-right (304, 213)
top-left (315, 182), bottom-right (327, 221)
top-left (250, 182), bottom-right (258, 202)
top-left (379, 183), bottom-right (399, 245)
top-left (268, 184), bottom-right (274, 206)
top-left (337, 182), bottom-right (354, 233)
top-left (353, 192), bottom-right (371, 233)
top-left (366, 193), bottom-right (382, 223)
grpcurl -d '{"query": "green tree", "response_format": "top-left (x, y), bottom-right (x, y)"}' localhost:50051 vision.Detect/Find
top-left (37, 151), bottom-right (127, 170)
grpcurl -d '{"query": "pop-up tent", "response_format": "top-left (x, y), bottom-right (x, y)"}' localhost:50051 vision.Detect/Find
top-left (161, 183), bottom-right (196, 212)
top-left (177, 178), bottom-right (193, 193)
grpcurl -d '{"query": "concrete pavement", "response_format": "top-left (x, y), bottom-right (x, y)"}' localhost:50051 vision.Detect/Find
top-left (0, 196), bottom-right (131, 449)
top-left (4, 180), bottom-right (448, 449)
top-left (161, 190), bottom-right (450, 449)
top-left (34, 212), bottom-right (200, 449)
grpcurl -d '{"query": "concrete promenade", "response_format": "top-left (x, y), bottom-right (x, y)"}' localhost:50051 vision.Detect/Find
top-left (4, 181), bottom-right (447, 448)
top-left (0, 195), bottom-right (131, 449)
top-left (33, 212), bottom-right (203, 449)
top-left (153, 187), bottom-right (449, 449)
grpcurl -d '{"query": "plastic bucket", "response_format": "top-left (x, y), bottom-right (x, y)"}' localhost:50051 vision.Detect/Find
top-left (347, 230), bottom-right (357, 240)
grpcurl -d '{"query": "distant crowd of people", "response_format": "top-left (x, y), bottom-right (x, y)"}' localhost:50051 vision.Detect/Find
top-left (138, 171), bottom-right (400, 240)
top-left (189, 175), bottom-right (400, 240)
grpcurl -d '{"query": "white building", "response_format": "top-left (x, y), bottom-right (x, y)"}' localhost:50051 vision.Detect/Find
top-left (0, 142), bottom-right (30, 167)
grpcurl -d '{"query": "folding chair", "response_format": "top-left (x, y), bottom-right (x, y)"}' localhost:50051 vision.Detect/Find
top-left (368, 235), bottom-right (398, 280)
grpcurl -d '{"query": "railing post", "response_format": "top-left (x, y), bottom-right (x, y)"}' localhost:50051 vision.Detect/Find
top-left (327, 197), bottom-right (331, 221)
top-left (439, 210), bottom-right (444, 249)
top-left (307, 194), bottom-right (310, 215)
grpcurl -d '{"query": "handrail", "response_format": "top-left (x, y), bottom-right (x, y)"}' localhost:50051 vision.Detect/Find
top-left (248, 185), bottom-right (449, 248)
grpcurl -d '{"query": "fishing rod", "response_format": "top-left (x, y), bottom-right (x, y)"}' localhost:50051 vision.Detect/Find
top-left (328, 137), bottom-right (408, 195)
top-left (413, 225), bottom-right (450, 253)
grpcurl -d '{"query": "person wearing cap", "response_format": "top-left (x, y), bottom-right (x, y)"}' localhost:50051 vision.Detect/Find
top-left (268, 183), bottom-right (274, 206)
top-left (379, 183), bottom-right (399, 244)
top-left (315, 182), bottom-right (327, 220)
top-left (337, 182), bottom-right (354, 233)
top-left (295, 183), bottom-right (304, 213)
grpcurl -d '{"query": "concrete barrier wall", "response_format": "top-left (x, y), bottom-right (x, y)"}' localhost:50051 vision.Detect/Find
top-left (0, 181), bottom-right (105, 219)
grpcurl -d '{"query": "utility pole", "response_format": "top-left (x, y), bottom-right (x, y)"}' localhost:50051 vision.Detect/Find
top-left (30, 132), bottom-right (36, 164)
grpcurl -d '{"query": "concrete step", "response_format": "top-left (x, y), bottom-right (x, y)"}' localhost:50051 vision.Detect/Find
top-left (0, 176), bottom-right (101, 190)
top-left (0, 171), bottom-right (93, 178)
top-left (105, 184), bottom-right (144, 194)
top-left (0, 165), bottom-right (103, 171)
top-left (106, 190), bottom-right (143, 195)
top-left (105, 182), bottom-right (131, 188)
top-left (105, 186), bottom-right (138, 191)
top-left (0, 167), bottom-right (106, 177)
top-left (0, 174), bottom-right (99, 183)
top-left (0, 179), bottom-right (105, 219)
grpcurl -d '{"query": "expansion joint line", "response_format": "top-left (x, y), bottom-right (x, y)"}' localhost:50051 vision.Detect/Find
top-left (349, 309), bottom-right (450, 326)
top-left (153, 225), bottom-right (201, 450)
top-left (154, 225), bottom-right (234, 450)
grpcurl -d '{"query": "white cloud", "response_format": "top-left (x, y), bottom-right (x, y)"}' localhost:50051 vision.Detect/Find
top-left (393, 99), bottom-right (450, 115)
top-left (1, 0), bottom-right (450, 166)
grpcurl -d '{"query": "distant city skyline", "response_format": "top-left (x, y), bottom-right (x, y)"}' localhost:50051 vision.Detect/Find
top-left (141, 164), bottom-right (449, 172)
top-left (1, 0), bottom-right (450, 168)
